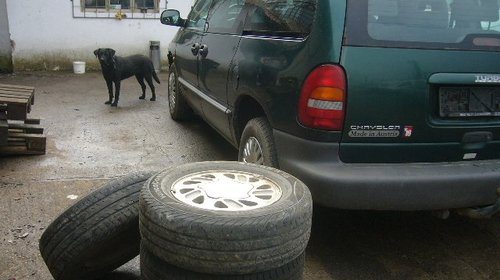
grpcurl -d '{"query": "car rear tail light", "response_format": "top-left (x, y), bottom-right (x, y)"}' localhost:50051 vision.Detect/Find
top-left (298, 65), bottom-right (347, 131)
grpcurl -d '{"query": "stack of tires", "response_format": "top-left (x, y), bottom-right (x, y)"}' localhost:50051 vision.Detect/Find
top-left (40, 162), bottom-right (313, 280)
top-left (140, 162), bottom-right (313, 279)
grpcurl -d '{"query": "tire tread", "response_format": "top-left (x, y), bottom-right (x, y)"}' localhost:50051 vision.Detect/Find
top-left (39, 171), bottom-right (155, 280)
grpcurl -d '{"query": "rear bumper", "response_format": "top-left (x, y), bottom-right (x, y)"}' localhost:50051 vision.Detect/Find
top-left (274, 130), bottom-right (500, 211)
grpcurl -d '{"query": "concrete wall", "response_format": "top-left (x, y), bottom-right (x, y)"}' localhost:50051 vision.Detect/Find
top-left (0, 0), bottom-right (13, 73)
top-left (6, 0), bottom-right (193, 71)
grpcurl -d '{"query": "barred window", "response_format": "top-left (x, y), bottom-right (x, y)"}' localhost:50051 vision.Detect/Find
top-left (74, 0), bottom-right (164, 18)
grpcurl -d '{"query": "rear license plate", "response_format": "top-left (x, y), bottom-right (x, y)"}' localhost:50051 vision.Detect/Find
top-left (439, 87), bottom-right (500, 117)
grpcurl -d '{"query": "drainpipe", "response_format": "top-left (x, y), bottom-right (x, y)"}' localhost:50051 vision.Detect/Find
top-left (0, 0), bottom-right (13, 73)
top-left (150, 41), bottom-right (161, 73)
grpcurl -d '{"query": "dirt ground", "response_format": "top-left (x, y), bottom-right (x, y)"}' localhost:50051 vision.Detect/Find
top-left (0, 72), bottom-right (498, 280)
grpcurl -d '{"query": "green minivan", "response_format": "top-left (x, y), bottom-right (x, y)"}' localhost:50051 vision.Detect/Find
top-left (161, 0), bottom-right (500, 216)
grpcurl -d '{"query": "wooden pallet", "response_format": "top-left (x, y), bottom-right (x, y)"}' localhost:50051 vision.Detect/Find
top-left (0, 104), bottom-right (7, 146)
top-left (0, 83), bottom-right (35, 120)
top-left (0, 123), bottom-right (46, 155)
top-left (0, 83), bottom-right (45, 156)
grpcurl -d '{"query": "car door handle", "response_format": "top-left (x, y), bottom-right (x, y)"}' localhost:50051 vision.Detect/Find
top-left (199, 44), bottom-right (208, 58)
top-left (191, 43), bottom-right (200, 56)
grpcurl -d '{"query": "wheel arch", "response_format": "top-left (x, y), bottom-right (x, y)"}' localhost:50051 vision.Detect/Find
top-left (233, 95), bottom-right (270, 146)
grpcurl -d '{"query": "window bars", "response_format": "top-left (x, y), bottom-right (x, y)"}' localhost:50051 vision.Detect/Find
top-left (73, 0), bottom-right (167, 19)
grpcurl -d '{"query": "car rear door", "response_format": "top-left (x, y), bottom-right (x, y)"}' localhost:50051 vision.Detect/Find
top-left (339, 0), bottom-right (500, 163)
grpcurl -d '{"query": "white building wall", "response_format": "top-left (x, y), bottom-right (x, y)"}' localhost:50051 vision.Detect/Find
top-left (6, 0), bottom-right (193, 71)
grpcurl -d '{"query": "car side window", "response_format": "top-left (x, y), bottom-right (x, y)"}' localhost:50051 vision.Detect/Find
top-left (242, 0), bottom-right (317, 38)
top-left (206, 0), bottom-right (246, 34)
top-left (186, 0), bottom-right (213, 30)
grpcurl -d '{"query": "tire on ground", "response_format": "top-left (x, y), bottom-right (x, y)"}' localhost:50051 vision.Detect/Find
top-left (39, 171), bottom-right (156, 280)
top-left (140, 244), bottom-right (305, 280)
top-left (238, 117), bottom-right (279, 167)
top-left (168, 64), bottom-right (193, 121)
top-left (139, 161), bottom-right (312, 275)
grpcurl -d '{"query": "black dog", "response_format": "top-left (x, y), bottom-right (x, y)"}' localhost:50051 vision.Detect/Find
top-left (94, 48), bottom-right (160, 106)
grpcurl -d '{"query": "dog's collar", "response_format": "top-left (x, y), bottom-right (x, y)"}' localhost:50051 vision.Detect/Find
top-left (112, 56), bottom-right (117, 70)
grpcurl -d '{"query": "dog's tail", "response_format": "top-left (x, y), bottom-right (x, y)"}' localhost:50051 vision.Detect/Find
top-left (152, 70), bottom-right (160, 84)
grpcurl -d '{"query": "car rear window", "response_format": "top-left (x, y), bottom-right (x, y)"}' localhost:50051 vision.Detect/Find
top-left (345, 0), bottom-right (500, 51)
top-left (242, 0), bottom-right (317, 38)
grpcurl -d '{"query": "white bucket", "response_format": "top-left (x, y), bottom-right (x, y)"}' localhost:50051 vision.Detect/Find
top-left (73, 61), bottom-right (86, 74)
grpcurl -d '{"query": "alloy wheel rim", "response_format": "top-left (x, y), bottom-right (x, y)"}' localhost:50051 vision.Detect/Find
top-left (168, 73), bottom-right (176, 112)
top-left (242, 137), bottom-right (264, 165)
top-left (169, 170), bottom-right (282, 211)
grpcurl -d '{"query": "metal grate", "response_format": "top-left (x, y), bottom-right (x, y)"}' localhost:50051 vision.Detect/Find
top-left (72, 0), bottom-right (166, 19)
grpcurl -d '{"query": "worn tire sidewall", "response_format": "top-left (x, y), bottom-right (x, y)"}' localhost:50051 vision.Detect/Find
top-left (140, 244), bottom-right (305, 280)
top-left (142, 161), bottom-right (311, 235)
top-left (139, 162), bottom-right (312, 274)
top-left (167, 64), bottom-right (192, 120)
top-left (39, 171), bottom-right (156, 280)
top-left (238, 117), bottom-right (279, 167)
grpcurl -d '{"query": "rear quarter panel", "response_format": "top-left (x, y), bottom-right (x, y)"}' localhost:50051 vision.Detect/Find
top-left (230, 0), bottom-right (347, 142)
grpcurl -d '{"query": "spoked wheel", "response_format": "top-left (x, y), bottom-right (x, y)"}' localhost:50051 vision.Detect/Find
top-left (170, 169), bottom-right (283, 211)
top-left (168, 65), bottom-right (193, 121)
top-left (139, 161), bottom-right (312, 275)
top-left (238, 117), bottom-right (278, 167)
top-left (241, 136), bottom-right (264, 165)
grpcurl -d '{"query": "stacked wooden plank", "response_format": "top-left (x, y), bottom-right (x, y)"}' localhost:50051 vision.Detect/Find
top-left (0, 83), bottom-right (46, 155)
top-left (0, 104), bottom-right (7, 146)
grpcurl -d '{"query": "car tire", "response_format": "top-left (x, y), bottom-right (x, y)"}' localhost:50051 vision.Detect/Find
top-left (140, 245), bottom-right (305, 280)
top-left (139, 161), bottom-right (312, 275)
top-left (39, 171), bottom-right (156, 280)
top-left (168, 65), bottom-right (193, 121)
top-left (238, 117), bottom-right (279, 167)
